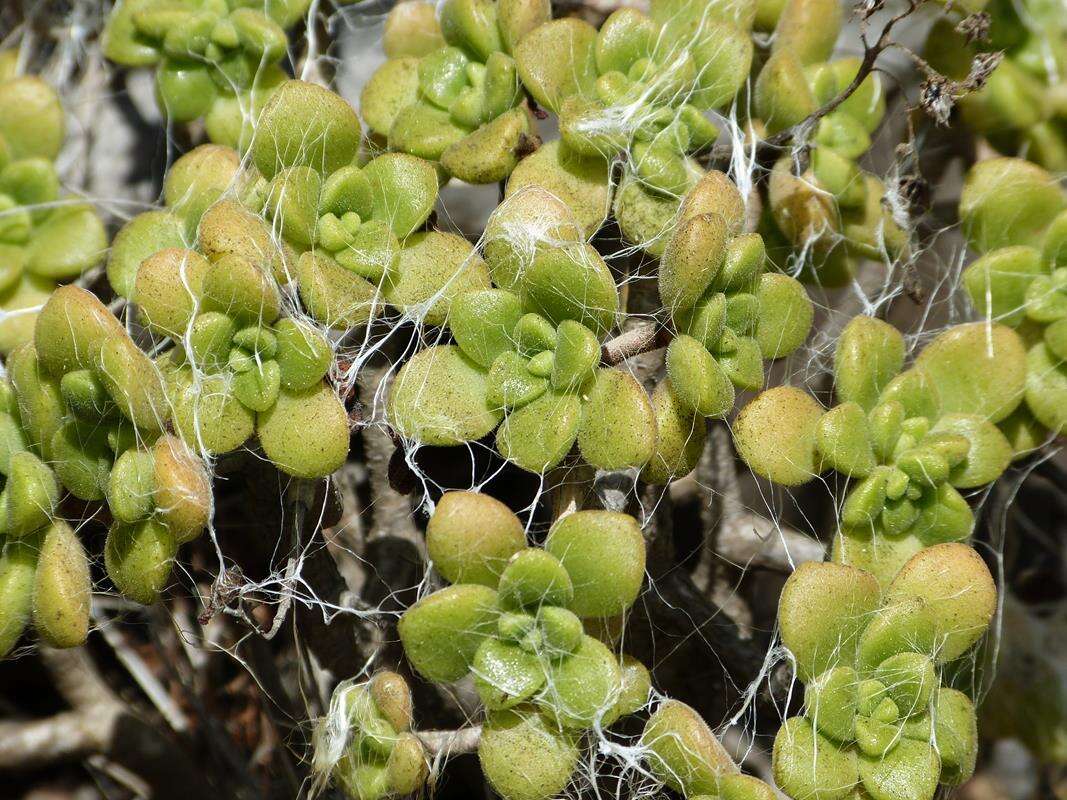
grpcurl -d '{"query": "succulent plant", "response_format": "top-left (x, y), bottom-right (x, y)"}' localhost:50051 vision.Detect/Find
top-left (102, 0), bottom-right (310, 148)
top-left (735, 317), bottom-right (1025, 585)
top-left (0, 54), bottom-right (107, 354)
top-left (0, 373), bottom-right (86, 655)
top-left (958, 156), bottom-right (1067, 435)
top-left (503, 0), bottom-right (754, 247)
top-left (29, 286), bottom-right (213, 602)
top-left (751, 0), bottom-right (907, 285)
top-left (360, 0), bottom-right (544, 184)
top-left (641, 699), bottom-right (776, 800)
top-left (520, 0), bottom-right (753, 206)
top-left (772, 543), bottom-right (995, 800)
top-left (249, 79), bottom-right (463, 331)
top-left (104, 434), bottom-right (212, 604)
top-left (127, 199), bottom-right (351, 478)
top-left (647, 169), bottom-right (814, 482)
top-left (387, 187), bottom-right (657, 473)
top-left (313, 671), bottom-right (428, 800)
top-left (107, 81), bottom-right (480, 476)
top-left (389, 167), bottom-right (813, 476)
top-left (5, 0), bottom-right (1063, 793)
top-left (925, 0), bottom-right (1067, 171)
top-left (399, 492), bottom-right (650, 800)
top-left (0, 281), bottom-right (216, 656)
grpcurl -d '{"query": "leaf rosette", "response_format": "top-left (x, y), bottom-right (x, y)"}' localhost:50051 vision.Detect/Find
top-left (398, 492), bottom-right (651, 800)
top-left (0, 57), bottom-right (107, 354)
top-left (102, 0), bottom-right (310, 148)
top-left (958, 157), bottom-right (1067, 435)
top-left (734, 317), bottom-right (1024, 585)
top-left (361, 0), bottom-right (544, 184)
top-left (772, 544), bottom-right (995, 800)
top-left (314, 671), bottom-right (428, 800)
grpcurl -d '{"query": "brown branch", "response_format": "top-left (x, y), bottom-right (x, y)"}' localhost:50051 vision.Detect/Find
top-left (601, 321), bottom-right (670, 366)
top-left (0, 648), bottom-right (216, 798)
top-left (709, 0), bottom-right (925, 164)
top-left (356, 365), bottom-right (421, 550)
top-left (716, 511), bottom-right (826, 571)
top-left (700, 425), bottom-right (824, 574)
top-left (0, 710), bottom-right (116, 768)
top-left (415, 725), bottom-right (483, 757)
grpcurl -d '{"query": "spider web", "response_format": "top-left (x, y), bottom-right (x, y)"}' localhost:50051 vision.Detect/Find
top-left (1, 1), bottom-right (1060, 798)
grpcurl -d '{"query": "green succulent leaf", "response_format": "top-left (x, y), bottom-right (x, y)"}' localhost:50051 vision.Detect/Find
top-left (913, 322), bottom-right (1026, 424)
top-left (473, 637), bottom-right (547, 709)
top-left (815, 401), bottom-right (876, 477)
top-left (0, 538), bottom-right (37, 658)
top-left (576, 368), bottom-right (656, 470)
top-left (883, 542), bottom-right (996, 663)
top-left (834, 316), bottom-right (905, 411)
top-left (643, 700), bottom-right (740, 795)
top-left (498, 548), bottom-right (574, 610)
top-left (773, 717), bottom-right (858, 800)
top-left (857, 737), bottom-right (939, 800)
top-left (665, 335), bottom-right (734, 418)
top-left (778, 561), bottom-right (881, 682)
top-left (496, 388), bottom-right (581, 472)
top-left (520, 243), bottom-right (618, 338)
top-left (1025, 342), bottom-right (1067, 434)
top-left (427, 491), bottom-right (527, 587)
top-left (804, 666), bottom-right (858, 743)
top-left (544, 510), bottom-right (645, 617)
top-left (399, 583), bottom-right (500, 682)
top-left (734, 387), bottom-right (823, 486)
top-left (514, 18), bottom-right (598, 113)
top-left (389, 345), bottom-right (503, 446)
top-left (385, 231), bottom-right (491, 327)
top-left (105, 518), bottom-right (177, 605)
top-left (256, 382), bottom-right (349, 479)
top-left (33, 520), bottom-right (90, 649)
top-left (478, 707), bottom-right (580, 800)
top-left (506, 140), bottom-right (611, 237)
top-left (252, 80), bottom-right (362, 180)
top-left (959, 157), bottom-right (1065, 253)
top-left (541, 634), bottom-right (623, 728)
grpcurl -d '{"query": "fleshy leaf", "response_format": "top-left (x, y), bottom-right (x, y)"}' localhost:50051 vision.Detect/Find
top-left (772, 717), bottom-right (858, 800)
top-left (734, 387), bottom-right (823, 486)
top-left (478, 707), bottom-right (580, 800)
top-left (857, 737), bottom-right (939, 800)
top-left (256, 382), bottom-right (349, 479)
top-left (959, 157), bottom-right (1065, 253)
top-left (576, 368), bottom-right (655, 470)
top-left (252, 80), bottom-right (362, 180)
top-left (815, 401), bottom-right (876, 477)
top-left (665, 335), bottom-right (734, 418)
top-left (779, 561), bottom-right (880, 682)
top-left (520, 243), bottom-right (618, 338)
top-left (545, 510), bottom-right (645, 617)
top-left (388, 345), bottom-right (502, 446)
top-left (514, 19), bottom-right (598, 113)
top-left (426, 491), bottom-right (526, 588)
top-left (641, 379), bottom-right (706, 485)
top-left (384, 231), bottom-right (491, 327)
top-left (642, 700), bottom-right (740, 795)
top-left (883, 542), bottom-right (996, 663)
top-left (755, 272), bottom-right (813, 359)
top-left (542, 635), bottom-right (623, 728)
top-left (913, 322), bottom-right (1026, 423)
top-left (398, 583), bottom-right (499, 682)
top-left (834, 316), bottom-right (905, 411)
top-left (506, 140), bottom-right (610, 237)
top-left (496, 389), bottom-right (581, 472)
